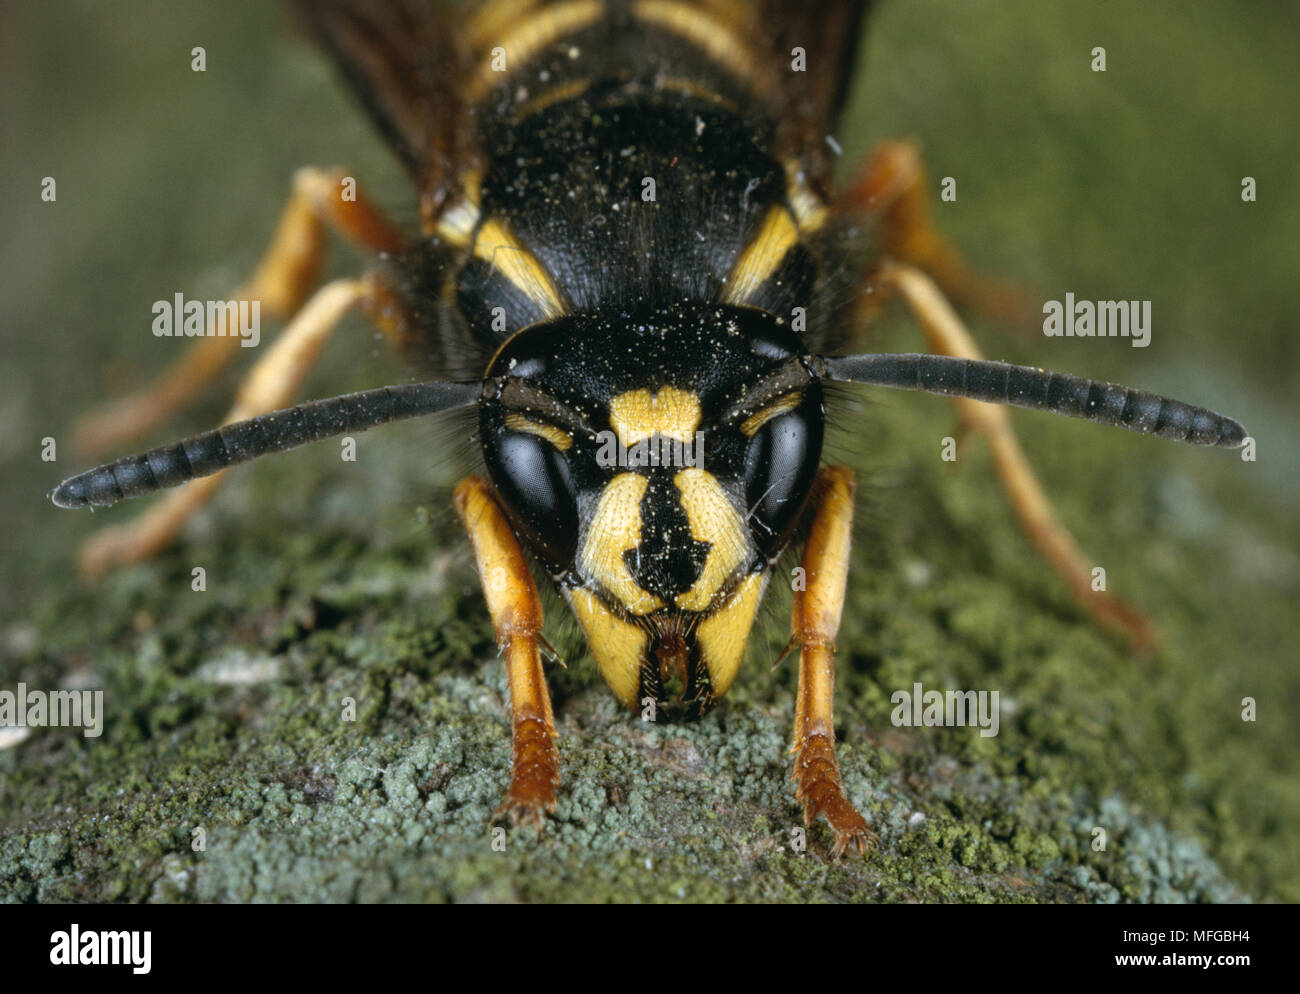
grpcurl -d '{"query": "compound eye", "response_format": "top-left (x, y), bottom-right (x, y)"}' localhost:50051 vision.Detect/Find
top-left (484, 425), bottom-right (578, 571)
top-left (742, 392), bottom-right (824, 558)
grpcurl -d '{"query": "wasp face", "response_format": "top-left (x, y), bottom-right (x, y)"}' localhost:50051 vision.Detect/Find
top-left (480, 303), bottom-right (824, 716)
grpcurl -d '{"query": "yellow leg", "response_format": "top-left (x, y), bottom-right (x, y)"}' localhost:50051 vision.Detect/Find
top-left (73, 167), bottom-right (406, 458)
top-left (880, 261), bottom-right (1155, 652)
top-left (453, 477), bottom-right (560, 828)
top-left (791, 466), bottom-right (877, 858)
top-left (845, 139), bottom-right (1035, 330)
top-left (78, 277), bottom-right (375, 579)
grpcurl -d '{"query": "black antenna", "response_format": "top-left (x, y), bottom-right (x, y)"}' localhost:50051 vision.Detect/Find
top-left (50, 381), bottom-right (480, 510)
top-left (813, 353), bottom-right (1247, 448)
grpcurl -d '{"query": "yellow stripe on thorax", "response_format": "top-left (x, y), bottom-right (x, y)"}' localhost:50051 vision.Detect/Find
top-left (435, 171), bottom-right (484, 249)
top-left (472, 217), bottom-right (567, 319)
top-left (513, 78), bottom-right (593, 119)
top-left (655, 75), bottom-right (739, 112)
top-left (721, 205), bottom-right (799, 306)
top-left (784, 160), bottom-right (830, 234)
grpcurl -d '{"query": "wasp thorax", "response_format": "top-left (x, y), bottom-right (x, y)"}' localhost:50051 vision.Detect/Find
top-left (479, 305), bottom-right (824, 712)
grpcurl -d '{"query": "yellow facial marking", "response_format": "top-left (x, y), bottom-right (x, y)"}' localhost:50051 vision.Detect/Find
top-left (631, 0), bottom-right (765, 95)
top-left (473, 217), bottom-right (566, 319)
top-left (784, 160), bottom-right (830, 234)
top-left (740, 392), bottom-right (803, 437)
top-left (696, 571), bottom-right (767, 698)
top-left (672, 468), bottom-right (750, 612)
top-left (721, 205), bottom-right (799, 306)
top-left (566, 588), bottom-right (647, 708)
top-left (608, 387), bottom-right (702, 446)
top-left (578, 473), bottom-right (665, 615)
top-left (469, 0), bottom-right (605, 100)
top-left (505, 413), bottom-right (573, 451)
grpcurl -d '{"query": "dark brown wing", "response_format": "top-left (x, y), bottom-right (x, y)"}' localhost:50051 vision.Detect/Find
top-left (286, 0), bottom-right (480, 217)
top-left (756, 0), bottom-right (874, 191)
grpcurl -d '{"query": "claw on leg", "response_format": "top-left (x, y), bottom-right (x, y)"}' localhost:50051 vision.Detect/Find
top-left (493, 708), bottom-right (560, 832)
top-left (792, 728), bottom-right (877, 858)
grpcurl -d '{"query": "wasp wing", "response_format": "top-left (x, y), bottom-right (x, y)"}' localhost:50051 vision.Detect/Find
top-left (287, 0), bottom-right (480, 215)
top-left (752, 0), bottom-right (874, 189)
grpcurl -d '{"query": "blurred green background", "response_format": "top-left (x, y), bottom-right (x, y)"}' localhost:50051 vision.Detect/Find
top-left (1, 1), bottom-right (1296, 902)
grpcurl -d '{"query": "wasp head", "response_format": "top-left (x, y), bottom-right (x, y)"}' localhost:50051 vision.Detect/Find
top-left (479, 303), bottom-right (823, 716)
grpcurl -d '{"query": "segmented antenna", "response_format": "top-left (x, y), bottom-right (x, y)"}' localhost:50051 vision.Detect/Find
top-left (814, 353), bottom-right (1247, 448)
top-left (50, 381), bottom-right (480, 510)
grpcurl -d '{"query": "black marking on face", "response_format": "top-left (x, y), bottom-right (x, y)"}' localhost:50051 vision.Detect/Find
top-left (627, 472), bottom-right (712, 603)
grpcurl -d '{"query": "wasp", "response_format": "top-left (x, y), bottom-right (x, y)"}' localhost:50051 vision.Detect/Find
top-left (51, 0), bottom-right (1247, 857)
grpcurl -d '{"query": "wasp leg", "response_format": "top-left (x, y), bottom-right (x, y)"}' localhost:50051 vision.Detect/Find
top-left (791, 465), bottom-right (878, 858)
top-left (845, 139), bottom-right (1034, 330)
top-left (78, 276), bottom-right (379, 579)
top-left (453, 477), bottom-right (560, 831)
top-left (73, 167), bottom-right (406, 458)
top-left (879, 260), bottom-right (1155, 653)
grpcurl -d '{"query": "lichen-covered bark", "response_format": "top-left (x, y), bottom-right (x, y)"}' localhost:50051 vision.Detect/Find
top-left (1, 1), bottom-right (1296, 903)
